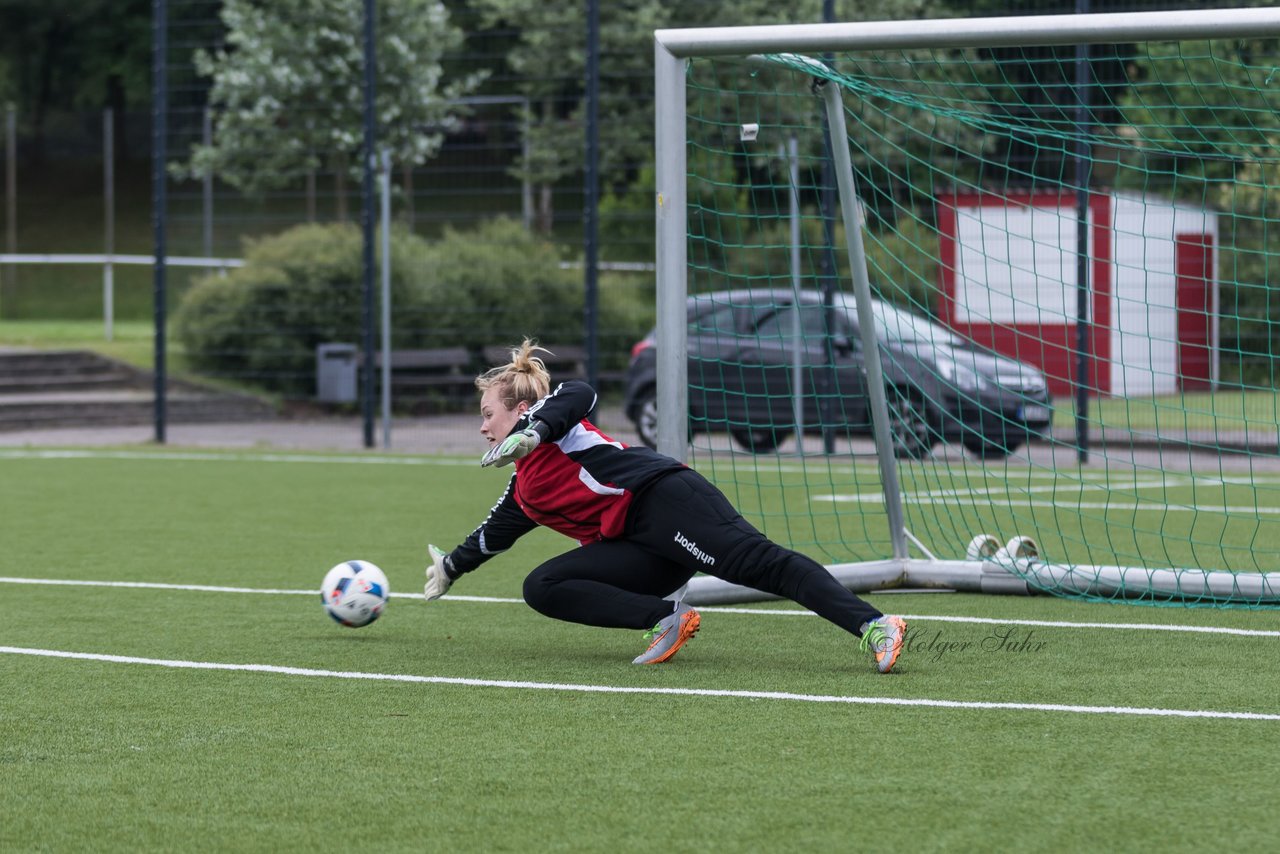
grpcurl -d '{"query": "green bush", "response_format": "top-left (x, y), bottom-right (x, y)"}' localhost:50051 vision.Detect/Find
top-left (175, 223), bottom-right (432, 394)
top-left (411, 217), bottom-right (582, 352)
top-left (174, 218), bottom-right (655, 396)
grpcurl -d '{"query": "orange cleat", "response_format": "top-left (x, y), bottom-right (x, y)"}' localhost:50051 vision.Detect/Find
top-left (633, 604), bottom-right (701, 664)
top-left (860, 615), bottom-right (906, 674)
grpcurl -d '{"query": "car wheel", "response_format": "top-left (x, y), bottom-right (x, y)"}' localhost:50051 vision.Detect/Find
top-left (887, 388), bottom-right (937, 460)
top-left (632, 388), bottom-right (658, 449)
top-left (963, 437), bottom-right (1021, 460)
top-left (729, 425), bottom-right (792, 454)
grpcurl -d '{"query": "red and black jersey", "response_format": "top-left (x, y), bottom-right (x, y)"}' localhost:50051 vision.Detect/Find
top-left (449, 381), bottom-right (685, 574)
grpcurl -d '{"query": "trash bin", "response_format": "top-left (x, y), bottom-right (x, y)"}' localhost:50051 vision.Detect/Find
top-left (316, 343), bottom-right (358, 403)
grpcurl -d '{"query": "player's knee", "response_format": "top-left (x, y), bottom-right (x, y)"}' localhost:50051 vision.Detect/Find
top-left (522, 567), bottom-right (556, 615)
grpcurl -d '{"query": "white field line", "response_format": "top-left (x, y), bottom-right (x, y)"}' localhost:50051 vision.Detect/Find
top-left (0, 448), bottom-right (477, 466)
top-left (9, 447), bottom-right (1280, 487)
top-left (4, 575), bottom-right (1278, 638)
top-left (814, 493), bottom-right (1280, 515)
top-left (2, 645), bottom-right (1276, 721)
top-left (891, 480), bottom-right (1183, 501)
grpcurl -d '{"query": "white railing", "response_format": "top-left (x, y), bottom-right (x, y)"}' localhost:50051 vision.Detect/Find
top-left (0, 253), bottom-right (654, 343)
top-left (0, 253), bottom-right (246, 341)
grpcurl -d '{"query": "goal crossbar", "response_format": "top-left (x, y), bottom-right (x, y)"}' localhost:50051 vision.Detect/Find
top-left (655, 8), bottom-right (1280, 58)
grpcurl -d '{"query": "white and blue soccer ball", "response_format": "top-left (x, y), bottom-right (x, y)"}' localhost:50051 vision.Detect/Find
top-left (321, 560), bottom-right (390, 628)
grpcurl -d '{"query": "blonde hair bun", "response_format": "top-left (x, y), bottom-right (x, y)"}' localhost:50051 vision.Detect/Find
top-left (475, 338), bottom-right (553, 409)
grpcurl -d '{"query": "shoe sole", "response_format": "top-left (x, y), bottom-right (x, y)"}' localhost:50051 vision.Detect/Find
top-left (636, 610), bottom-right (701, 665)
top-left (876, 617), bottom-right (906, 674)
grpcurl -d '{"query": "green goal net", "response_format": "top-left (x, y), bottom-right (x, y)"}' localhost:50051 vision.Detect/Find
top-left (655, 10), bottom-right (1280, 607)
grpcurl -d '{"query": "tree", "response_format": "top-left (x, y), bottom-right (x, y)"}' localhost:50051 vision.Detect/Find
top-left (471, 0), bottom-right (960, 234)
top-left (179, 0), bottom-right (484, 220)
top-left (0, 0), bottom-right (150, 149)
top-left (468, 0), bottom-right (668, 233)
top-left (1117, 36), bottom-right (1280, 382)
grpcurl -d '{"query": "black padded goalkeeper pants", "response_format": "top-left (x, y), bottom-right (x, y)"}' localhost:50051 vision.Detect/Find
top-left (522, 468), bottom-right (883, 634)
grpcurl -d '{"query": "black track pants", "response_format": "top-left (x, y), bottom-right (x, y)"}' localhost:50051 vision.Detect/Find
top-left (522, 468), bottom-right (883, 634)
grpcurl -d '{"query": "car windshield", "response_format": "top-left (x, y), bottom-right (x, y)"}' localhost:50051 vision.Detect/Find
top-left (685, 292), bottom-right (965, 347)
top-left (832, 294), bottom-right (962, 346)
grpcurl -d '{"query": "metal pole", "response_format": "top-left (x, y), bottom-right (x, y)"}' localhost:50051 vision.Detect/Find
top-left (306, 115), bottom-right (317, 223)
top-left (654, 44), bottom-right (689, 463)
top-left (1073, 0), bottom-right (1092, 464)
top-left (818, 0), bottom-right (837, 455)
top-left (786, 136), bottom-right (804, 455)
top-left (818, 77), bottom-right (909, 561)
top-left (4, 104), bottom-right (15, 300)
top-left (583, 0), bottom-right (601, 401)
top-left (103, 108), bottom-right (115, 342)
top-left (401, 162), bottom-right (414, 230)
top-left (360, 0), bottom-right (378, 449)
top-left (655, 8), bottom-right (1280, 57)
top-left (306, 169), bottom-right (317, 222)
top-left (202, 108), bottom-right (214, 267)
top-left (380, 150), bottom-right (392, 449)
top-left (152, 0), bottom-right (168, 444)
top-left (521, 101), bottom-right (533, 230)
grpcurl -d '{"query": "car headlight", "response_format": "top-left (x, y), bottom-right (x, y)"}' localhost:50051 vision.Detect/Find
top-left (935, 359), bottom-right (988, 393)
top-left (1020, 371), bottom-right (1047, 393)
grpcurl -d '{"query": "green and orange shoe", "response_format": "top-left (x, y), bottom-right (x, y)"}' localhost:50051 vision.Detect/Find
top-left (859, 615), bottom-right (906, 673)
top-left (633, 603), bottom-right (701, 665)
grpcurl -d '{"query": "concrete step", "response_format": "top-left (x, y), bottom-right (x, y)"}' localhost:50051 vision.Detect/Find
top-left (0, 349), bottom-right (125, 378)
top-left (0, 370), bottom-right (143, 393)
top-left (0, 348), bottom-right (278, 431)
top-left (0, 390), bottom-right (277, 430)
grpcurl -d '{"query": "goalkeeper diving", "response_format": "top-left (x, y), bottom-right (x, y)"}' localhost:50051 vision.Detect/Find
top-left (424, 339), bottom-right (906, 672)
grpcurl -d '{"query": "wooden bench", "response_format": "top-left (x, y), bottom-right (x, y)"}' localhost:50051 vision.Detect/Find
top-left (361, 347), bottom-right (475, 404)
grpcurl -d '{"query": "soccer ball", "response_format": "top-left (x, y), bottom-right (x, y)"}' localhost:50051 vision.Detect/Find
top-left (321, 560), bottom-right (390, 628)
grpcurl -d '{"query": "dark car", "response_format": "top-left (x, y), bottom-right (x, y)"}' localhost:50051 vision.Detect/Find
top-left (623, 289), bottom-right (1053, 459)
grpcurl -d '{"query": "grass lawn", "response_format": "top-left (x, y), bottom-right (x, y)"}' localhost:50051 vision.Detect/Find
top-left (1, 450), bottom-right (1277, 851)
top-left (1052, 387), bottom-right (1280, 434)
top-left (0, 319), bottom-right (166, 369)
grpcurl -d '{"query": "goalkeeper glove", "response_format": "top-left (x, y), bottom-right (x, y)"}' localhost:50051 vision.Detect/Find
top-left (480, 423), bottom-right (544, 468)
top-left (424, 544), bottom-right (455, 601)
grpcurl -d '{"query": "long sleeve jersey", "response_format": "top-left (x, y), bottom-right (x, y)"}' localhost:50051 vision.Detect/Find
top-left (448, 380), bottom-right (685, 574)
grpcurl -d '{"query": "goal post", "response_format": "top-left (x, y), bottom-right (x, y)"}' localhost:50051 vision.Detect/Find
top-left (654, 8), bottom-right (1280, 607)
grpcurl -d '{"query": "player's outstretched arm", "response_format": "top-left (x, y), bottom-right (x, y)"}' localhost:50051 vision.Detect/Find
top-left (429, 475), bottom-right (539, 601)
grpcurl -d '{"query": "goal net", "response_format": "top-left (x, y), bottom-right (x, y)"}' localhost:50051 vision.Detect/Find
top-left (654, 9), bottom-right (1280, 607)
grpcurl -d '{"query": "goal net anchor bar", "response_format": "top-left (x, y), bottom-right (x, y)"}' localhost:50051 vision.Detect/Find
top-left (682, 559), bottom-right (1280, 606)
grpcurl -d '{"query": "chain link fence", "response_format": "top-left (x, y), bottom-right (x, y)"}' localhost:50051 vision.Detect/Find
top-left (0, 0), bottom-right (1272, 448)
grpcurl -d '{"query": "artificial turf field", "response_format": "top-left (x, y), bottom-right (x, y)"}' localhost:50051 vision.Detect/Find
top-left (2, 448), bottom-right (1278, 852)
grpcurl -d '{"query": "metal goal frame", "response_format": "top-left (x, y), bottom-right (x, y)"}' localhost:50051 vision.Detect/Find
top-left (652, 8), bottom-right (1280, 605)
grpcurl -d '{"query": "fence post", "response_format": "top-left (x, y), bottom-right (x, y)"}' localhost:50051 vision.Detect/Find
top-left (521, 102), bottom-right (533, 231)
top-left (104, 107), bottom-right (115, 342)
top-left (203, 108), bottom-right (214, 274)
top-left (152, 0), bottom-right (169, 445)
top-left (4, 104), bottom-right (15, 300)
top-left (380, 150), bottom-right (393, 449)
